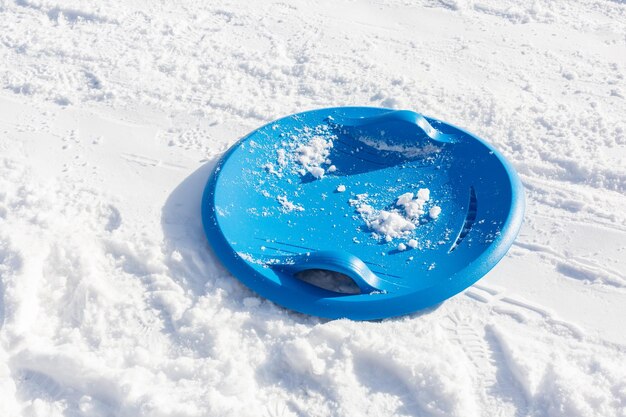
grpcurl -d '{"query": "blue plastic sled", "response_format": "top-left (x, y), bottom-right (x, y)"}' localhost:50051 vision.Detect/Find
top-left (201, 107), bottom-right (524, 320)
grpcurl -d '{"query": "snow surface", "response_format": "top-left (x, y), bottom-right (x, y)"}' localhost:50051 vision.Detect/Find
top-left (1, 1), bottom-right (625, 416)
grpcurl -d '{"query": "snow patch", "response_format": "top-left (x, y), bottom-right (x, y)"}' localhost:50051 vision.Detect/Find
top-left (295, 134), bottom-right (333, 178)
top-left (277, 195), bottom-right (304, 212)
top-left (429, 205), bottom-right (442, 219)
top-left (350, 188), bottom-right (440, 242)
top-left (359, 137), bottom-right (442, 157)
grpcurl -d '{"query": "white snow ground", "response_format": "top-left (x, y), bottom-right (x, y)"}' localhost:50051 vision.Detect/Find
top-left (1, 0), bottom-right (625, 416)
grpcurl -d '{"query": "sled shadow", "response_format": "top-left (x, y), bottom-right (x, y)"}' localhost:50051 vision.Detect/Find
top-left (160, 158), bottom-right (232, 297)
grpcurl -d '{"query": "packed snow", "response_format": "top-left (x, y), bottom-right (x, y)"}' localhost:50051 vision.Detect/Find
top-left (271, 124), bottom-right (338, 180)
top-left (429, 206), bottom-right (442, 219)
top-left (1, 1), bottom-right (625, 417)
top-left (350, 189), bottom-right (439, 242)
top-left (396, 190), bottom-right (430, 219)
top-left (358, 137), bottom-right (442, 157)
top-left (295, 134), bottom-right (334, 179)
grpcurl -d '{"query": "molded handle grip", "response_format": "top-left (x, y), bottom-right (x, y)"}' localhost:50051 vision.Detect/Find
top-left (273, 251), bottom-right (384, 294)
top-left (329, 109), bottom-right (456, 144)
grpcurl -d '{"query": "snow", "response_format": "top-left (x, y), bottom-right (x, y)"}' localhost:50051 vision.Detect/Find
top-left (358, 137), bottom-right (442, 157)
top-left (352, 189), bottom-right (439, 241)
top-left (417, 188), bottom-right (431, 201)
top-left (396, 190), bottom-right (429, 219)
top-left (277, 195), bottom-right (304, 213)
top-left (276, 149), bottom-right (287, 168)
top-left (367, 210), bottom-right (417, 241)
top-left (294, 129), bottom-right (335, 179)
top-left (268, 126), bottom-right (336, 181)
top-left (1, 0), bottom-right (625, 416)
top-left (429, 206), bottom-right (442, 219)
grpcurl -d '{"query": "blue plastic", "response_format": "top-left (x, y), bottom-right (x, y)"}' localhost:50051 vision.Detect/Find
top-left (201, 107), bottom-right (524, 320)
